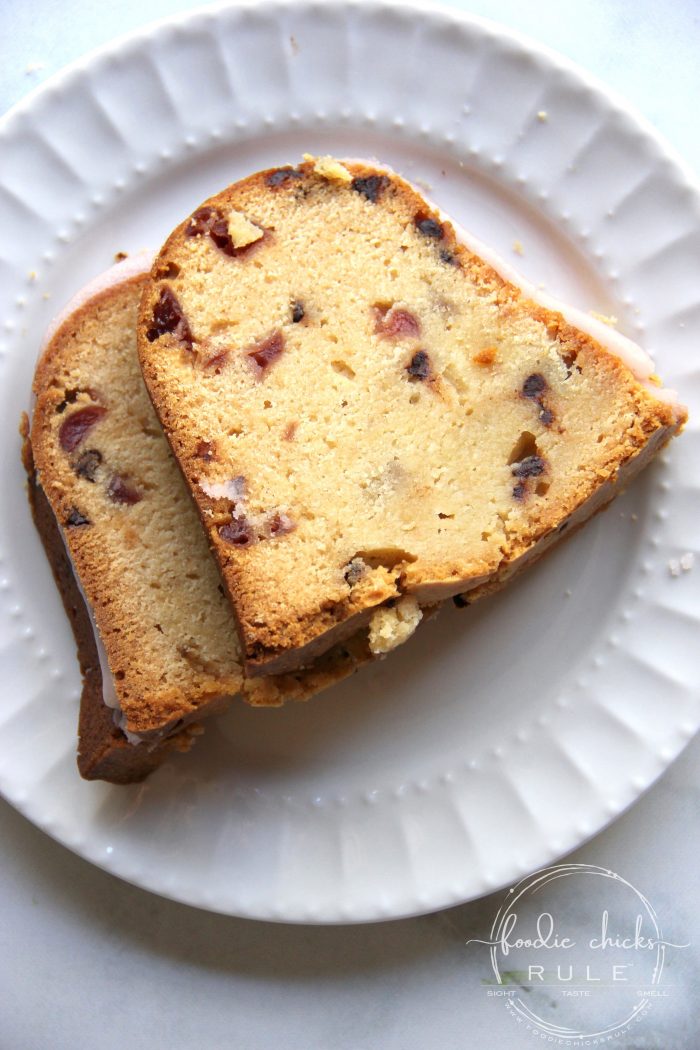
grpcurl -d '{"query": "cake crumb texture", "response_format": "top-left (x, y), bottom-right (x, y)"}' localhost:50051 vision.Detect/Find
top-left (368, 596), bottom-right (423, 655)
top-left (138, 158), bottom-right (686, 676)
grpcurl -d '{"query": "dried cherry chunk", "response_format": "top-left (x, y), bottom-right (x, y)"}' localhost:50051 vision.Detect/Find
top-left (248, 330), bottom-right (285, 373)
top-left (204, 349), bottom-right (230, 373)
top-left (186, 204), bottom-right (267, 258)
top-left (195, 440), bottom-right (216, 462)
top-left (374, 305), bottom-right (421, 339)
top-left (351, 175), bottom-right (390, 202)
top-left (107, 474), bottom-right (143, 506)
top-left (59, 406), bottom-right (106, 453)
top-left (146, 287), bottom-right (193, 350)
top-left (209, 216), bottom-right (235, 256)
top-left (218, 518), bottom-right (254, 547)
top-left (267, 512), bottom-right (295, 538)
top-left (266, 167), bottom-right (303, 187)
top-left (186, 206), bottom-right (217, 238)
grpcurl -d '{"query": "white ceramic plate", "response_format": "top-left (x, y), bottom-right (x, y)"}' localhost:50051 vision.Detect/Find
top-left (1, 0), bottom-right (699, 924)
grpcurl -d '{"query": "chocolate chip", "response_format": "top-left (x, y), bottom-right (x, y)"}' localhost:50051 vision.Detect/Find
top-left (453, 594), bottom-right (469, 608)
top-left (66, 508), bottom-right (90, 527)
top-left (291, 300), bottom-right (305, 323)
top-left (414, 213), bottom-right (444, 239)
top-left (218, 518), bottom-right (254, 547)
top-left (146, 287), bottom-right (194, 350)
top-left (407, 350), bottom-right (431, 380)
top-left (74, 448), bottom-right (102, 482)
top-left (512, 455), bottom-right (546, 479)
top-left (107, 474), bottom-right (143, 505)
top-left (59, 406), bottom-right (107, 453)
top-left (266, 167), bottom-right (303, 188)
top-left (248, 329), bottom-right (285, 374)
top-left (522, 373), bottom-right (547, 398)
top-left (351, 175), bottom-right (390, 202)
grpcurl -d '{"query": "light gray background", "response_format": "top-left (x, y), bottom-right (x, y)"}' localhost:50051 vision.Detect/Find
top-left (1, 1), bottom-right (699, 1048)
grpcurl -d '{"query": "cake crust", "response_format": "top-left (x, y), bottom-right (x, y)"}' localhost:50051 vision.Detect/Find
top-left (138, 158), bottom-right (685, 676)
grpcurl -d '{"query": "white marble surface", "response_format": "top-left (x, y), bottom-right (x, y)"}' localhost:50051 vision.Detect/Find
top-left (1, 1), bottom-right (699, 1047)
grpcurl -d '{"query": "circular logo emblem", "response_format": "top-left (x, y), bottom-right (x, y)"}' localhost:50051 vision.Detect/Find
top-left (467, 864), bottom-right (688, 1042)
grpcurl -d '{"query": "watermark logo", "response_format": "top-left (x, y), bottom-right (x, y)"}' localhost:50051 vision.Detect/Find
top-left (466, 863), bottom-right (688, 1043)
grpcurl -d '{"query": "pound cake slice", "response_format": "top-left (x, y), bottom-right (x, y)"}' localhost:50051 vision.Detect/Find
top-left (27, 256), bottom-right (367, 783)
top-left (138, 157), bottom-right (686, 677)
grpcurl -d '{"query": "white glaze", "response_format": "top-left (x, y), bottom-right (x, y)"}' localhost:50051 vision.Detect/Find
top-left (200, 477), bottom-right (246, 501)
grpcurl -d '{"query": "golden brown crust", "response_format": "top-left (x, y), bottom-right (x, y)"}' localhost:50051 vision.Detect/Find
top-left (138, 158), bottom-right (686, 675)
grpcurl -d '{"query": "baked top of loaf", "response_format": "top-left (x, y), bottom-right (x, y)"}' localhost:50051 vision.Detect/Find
top-left (138, 157), bottom-right (686, 676)
top-left (30, 264), bottom-right (367, 745)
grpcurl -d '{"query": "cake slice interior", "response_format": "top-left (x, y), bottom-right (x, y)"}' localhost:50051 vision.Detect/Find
top-left (138, 157), bottom-right (686, 677)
